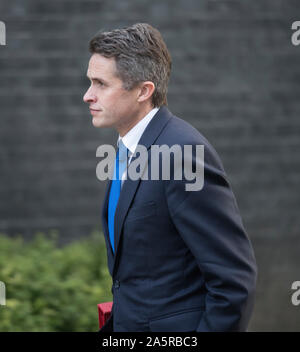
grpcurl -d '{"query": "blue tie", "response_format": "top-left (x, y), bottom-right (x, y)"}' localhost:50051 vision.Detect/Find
top-left (108, 140), bottom-right (128, 253)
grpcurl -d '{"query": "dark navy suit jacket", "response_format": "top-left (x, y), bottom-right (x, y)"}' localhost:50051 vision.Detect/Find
top-left (99, 106), bottom-right (257, 332)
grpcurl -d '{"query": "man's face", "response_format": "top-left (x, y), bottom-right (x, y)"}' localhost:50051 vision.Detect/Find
top-left (83, 53), bottom-right (142, 136)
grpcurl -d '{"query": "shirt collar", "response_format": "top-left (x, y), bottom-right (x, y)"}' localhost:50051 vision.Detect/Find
top-left (117, 107), bottom-right (160, 155)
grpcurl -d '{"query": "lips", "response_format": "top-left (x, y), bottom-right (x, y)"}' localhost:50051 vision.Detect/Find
top-left (90, 108), bottom-right (101, 115)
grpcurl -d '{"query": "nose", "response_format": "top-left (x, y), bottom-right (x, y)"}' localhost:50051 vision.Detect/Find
top-left (83, 86), bottom-right (97, 104)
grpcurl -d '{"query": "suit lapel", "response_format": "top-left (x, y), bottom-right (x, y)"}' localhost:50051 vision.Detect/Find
top-left (102, 106), bottom-right (173, 276)
top-left (112, 106), bottom-right (173, 275)
top-left (101, 178), bottom-right (114, 257)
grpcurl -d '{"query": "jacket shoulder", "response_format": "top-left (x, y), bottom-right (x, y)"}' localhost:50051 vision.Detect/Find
top-left (159, 111), bottom-right (224, 171)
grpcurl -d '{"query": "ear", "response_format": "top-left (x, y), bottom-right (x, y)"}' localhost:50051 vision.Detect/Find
top-left (137, 81), bottom-right (155, 103)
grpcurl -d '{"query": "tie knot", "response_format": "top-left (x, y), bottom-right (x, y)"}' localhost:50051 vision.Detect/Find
top-left (118, 140), bottom-right (128, 162)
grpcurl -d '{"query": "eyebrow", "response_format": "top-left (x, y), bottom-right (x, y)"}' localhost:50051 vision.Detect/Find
top-left (86, 75), bottom-right (108, 85)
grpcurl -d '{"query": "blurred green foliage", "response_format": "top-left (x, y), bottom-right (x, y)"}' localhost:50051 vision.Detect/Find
top-left (0, 230), bottom-right (112, 331)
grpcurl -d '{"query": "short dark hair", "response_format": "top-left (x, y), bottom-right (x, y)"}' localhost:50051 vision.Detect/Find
top-left (89, 23), bottom-right (172, 107)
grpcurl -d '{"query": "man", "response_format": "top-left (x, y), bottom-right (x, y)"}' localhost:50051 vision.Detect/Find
top-left (83, 23), bottom-right (257, 332)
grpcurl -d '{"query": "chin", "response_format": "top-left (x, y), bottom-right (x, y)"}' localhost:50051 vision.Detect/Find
top-left (92, 117), bottom-right (111, 129)
top-left (92, 118), bottom-right (103, 128)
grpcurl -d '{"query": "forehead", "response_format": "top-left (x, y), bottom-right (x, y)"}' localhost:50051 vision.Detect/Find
top-left (87, 53), bottom-right (118, 79)
top-left (88, 54), bottom-right (117, 74)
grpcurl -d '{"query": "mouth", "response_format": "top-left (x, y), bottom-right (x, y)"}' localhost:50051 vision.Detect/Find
top-left (90, 108), bottom-right (102, 115)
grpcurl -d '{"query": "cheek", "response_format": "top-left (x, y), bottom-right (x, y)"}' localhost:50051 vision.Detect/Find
top-left (119, 91), bottom-right (137, 108)
top-left (103, 89), bottom-right (136, 115)
top-left (111, 92), bottom-right (130, 110)
top-left (103, 90), bottom-right (122, 106)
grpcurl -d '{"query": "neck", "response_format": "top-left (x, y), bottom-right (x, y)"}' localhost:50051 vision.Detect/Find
top-left (118, 104), bottom-right (155, 137)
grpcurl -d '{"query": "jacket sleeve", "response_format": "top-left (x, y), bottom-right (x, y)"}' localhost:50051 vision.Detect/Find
top-left (164, 140), bottom-right (257, 332)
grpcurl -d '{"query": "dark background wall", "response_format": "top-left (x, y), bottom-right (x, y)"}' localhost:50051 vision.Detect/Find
top-left (1, 0), bottom-right (300, 331)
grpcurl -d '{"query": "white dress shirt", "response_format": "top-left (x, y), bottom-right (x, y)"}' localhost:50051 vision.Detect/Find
top-left (117, 107), bottom-right (160, 185)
